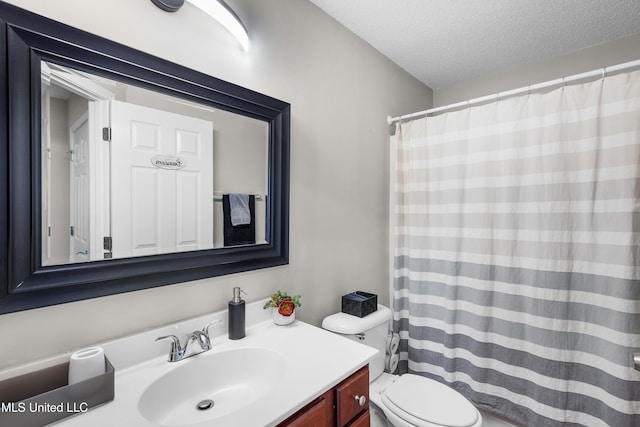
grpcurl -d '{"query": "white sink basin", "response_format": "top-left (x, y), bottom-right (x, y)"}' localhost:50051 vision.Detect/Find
top-left (44, 306), bottom-right (378, 427)
top-left (138, 347), bottom-right (285, 426)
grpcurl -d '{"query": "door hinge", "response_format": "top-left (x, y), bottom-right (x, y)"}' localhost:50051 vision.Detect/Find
top-left (102, 127), bottom-right (112, 142)
top-left (103, 236), bottom-right (113, 259)
top-left (70, 226), bottom-right (74, 236)
top-left (103, 236), bottom-right (113, 252)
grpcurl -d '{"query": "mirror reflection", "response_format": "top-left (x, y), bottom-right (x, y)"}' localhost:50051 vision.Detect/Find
top-left (41, 61), bottom-right (269, 266)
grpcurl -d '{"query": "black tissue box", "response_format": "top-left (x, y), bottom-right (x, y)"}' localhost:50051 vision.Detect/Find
top-left (342, 291), bottom-right (377, 317)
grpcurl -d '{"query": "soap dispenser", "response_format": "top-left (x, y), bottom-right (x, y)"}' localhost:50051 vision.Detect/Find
top-left (228, 287), bottom-right (246, 340)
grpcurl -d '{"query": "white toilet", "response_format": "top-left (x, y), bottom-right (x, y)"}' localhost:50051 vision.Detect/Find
top-left (322, 305), bottom-right (482, 427)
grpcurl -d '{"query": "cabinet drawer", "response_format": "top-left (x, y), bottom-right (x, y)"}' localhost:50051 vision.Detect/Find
top-left (279, 389), bottom-right (334, 427)
top-left (336, 365), bottom-right (369, 427)
top-left (347, 409), bottom-right (370, 427)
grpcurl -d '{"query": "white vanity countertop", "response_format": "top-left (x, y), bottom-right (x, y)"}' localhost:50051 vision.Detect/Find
top-left (45, 303), bottom-right (377, 427)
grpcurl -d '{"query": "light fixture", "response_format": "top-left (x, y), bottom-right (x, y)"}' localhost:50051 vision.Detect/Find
top-left (151, 0), bottom-right (250, 51)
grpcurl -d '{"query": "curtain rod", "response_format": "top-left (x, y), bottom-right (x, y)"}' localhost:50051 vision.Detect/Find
top-left (387, 58), bottom-right (640, 125)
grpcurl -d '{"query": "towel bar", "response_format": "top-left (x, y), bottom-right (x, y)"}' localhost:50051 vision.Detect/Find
top-left (213, 193), bottom-right (264, 201)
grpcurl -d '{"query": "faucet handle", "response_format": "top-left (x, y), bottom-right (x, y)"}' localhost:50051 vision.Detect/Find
top-left (203, 319), bottom-right (222, 338)
top-left (156, 335), bottom-right (184, 362)
top-left (156, 334), bottom-right (181, 345)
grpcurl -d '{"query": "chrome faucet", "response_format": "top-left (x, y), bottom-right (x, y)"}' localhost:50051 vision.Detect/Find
top-left (156, 320), bottom-right (221, 362)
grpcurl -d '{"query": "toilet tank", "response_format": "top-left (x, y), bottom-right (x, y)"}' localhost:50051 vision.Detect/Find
top-left (322, 305), bottom-right (392, 380)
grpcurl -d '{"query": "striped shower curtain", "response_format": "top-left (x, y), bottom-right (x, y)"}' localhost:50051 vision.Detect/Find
top-left (392, 69), bottom-right (640, 427)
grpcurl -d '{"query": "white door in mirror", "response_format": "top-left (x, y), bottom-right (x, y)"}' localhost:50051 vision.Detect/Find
top-left (69, 116), bottom-right (91, 263)
top-left (110, 100), bottom-right (214, 257)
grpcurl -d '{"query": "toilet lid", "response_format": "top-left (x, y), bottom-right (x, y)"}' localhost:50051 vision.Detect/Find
top-left (382, 374), bottom-right (479, 427)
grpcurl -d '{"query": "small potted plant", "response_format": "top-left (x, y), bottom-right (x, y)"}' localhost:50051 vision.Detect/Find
top-left (263, 291), bottom-right (301, 325)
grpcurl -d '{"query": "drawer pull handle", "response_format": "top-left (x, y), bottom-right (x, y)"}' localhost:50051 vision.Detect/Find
top-left (354, 394), bottom-right (367, 406)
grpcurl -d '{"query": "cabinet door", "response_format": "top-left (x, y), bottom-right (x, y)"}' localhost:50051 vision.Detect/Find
top-left (336, 366), bottom-right (369, 427)
top-left (279, 389), bottom-right (334, 427)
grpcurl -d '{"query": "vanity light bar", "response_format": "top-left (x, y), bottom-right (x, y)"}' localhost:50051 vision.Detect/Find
top-left (187, 0), bottom-right (250, 51)
top-left (151, 0), bottom-right (249, 51)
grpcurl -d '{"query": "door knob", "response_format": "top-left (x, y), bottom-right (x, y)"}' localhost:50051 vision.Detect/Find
top-left (354, 394), bottom-right (367, 406)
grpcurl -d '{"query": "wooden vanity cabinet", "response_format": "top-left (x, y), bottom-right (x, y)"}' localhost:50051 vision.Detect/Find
top-left (279, 389), bottom-right (334, 426)
top-left (278, 365), bottom-right (370, 427)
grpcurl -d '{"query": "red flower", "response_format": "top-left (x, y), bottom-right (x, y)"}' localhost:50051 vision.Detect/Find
top-left (278, 299), bottom-right (295, 317)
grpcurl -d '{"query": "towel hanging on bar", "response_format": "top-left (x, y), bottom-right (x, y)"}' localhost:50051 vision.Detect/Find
top-left (222, 194), bottom-right (255, 247)
top-left (229, 193), bottom-right (251, 226)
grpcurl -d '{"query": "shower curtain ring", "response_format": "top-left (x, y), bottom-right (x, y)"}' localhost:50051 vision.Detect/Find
top-left (602, 67), bottom-right (607, 80)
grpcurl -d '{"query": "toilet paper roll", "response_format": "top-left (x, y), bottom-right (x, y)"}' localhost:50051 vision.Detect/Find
top-left (385, 353), bottom-right (399, 374)
top-left (386, 332), bottom-right (400, 355)
top-left (68, 347), bottom-right (105, 385)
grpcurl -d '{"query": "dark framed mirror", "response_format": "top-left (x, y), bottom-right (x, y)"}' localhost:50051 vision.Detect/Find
top-left (0, 2), bottom-right (290, 314)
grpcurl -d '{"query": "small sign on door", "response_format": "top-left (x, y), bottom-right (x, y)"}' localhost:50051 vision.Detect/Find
top-left (150, 155), bottom-right (186, 170)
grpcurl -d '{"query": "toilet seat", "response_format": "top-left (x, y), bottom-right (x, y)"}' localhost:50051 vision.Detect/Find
top-left (381, 374), bottom-right (479, 427)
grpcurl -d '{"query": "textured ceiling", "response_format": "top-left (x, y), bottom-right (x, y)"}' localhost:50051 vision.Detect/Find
top-left (308, 0), bottom-right (640, 90)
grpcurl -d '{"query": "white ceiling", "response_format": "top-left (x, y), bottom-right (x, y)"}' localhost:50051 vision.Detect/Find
top-left (308, 0), bottom-right (640, 90)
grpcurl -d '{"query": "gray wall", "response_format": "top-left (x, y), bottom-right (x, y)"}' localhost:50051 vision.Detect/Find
top-left (0, 0), bottom-right (432, 371)
top-left (434, 33), bottom-right (640, 107)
